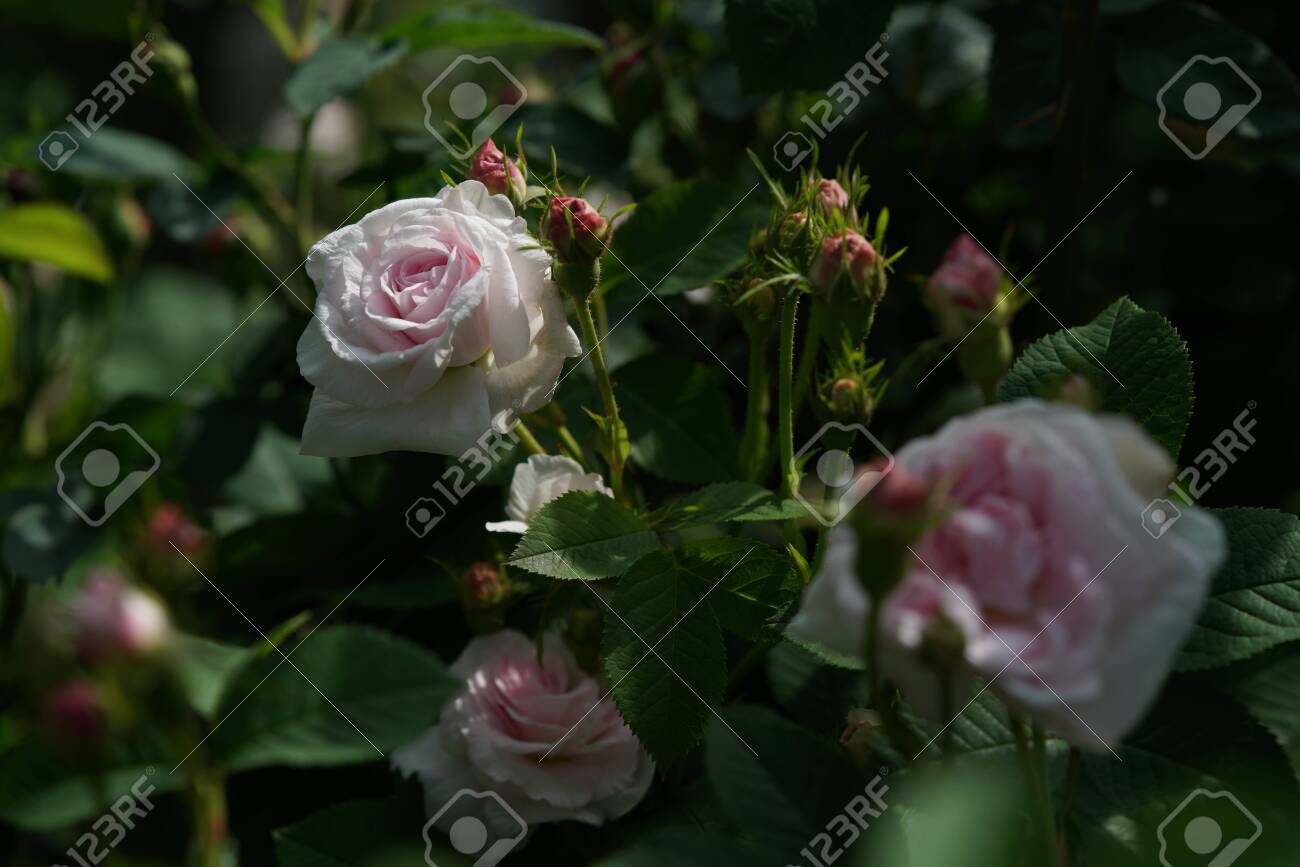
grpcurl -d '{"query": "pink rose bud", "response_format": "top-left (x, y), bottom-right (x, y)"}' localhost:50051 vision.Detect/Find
top-left (926, 234), bottom-right (1002, 314)
top-left (146, 502), bottom-right (207, 561)
top-left (467, 139), bottom-right (526, 207)
top-left (1053, 374), bottom-right (1101, 411)
top-left (827, 377), bottom-right (873, 423)
top-left (458, 561), bottom-right (509, 609)
top-left (813, 178), bottom-right (850, 216)
top-left (811, 230), bottom-right (877, 295)
top-left (864, 460), bottom-right (929, 517)
top-left (542, 196), bottom-right (610, 264)
top-left (71, 571), bottom-right (171, 662)
top-left (44, 680), bottom-right (107, 748)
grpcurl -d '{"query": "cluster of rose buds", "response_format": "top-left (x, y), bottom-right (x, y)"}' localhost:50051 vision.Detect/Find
top-left (810, 230), bottom-right (880, 300)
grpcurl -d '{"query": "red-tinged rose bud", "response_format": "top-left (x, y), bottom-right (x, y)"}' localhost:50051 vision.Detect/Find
top-left (926, 234), bottom-right (1003, 317)
top-left (810, 230), bottom-right (877, 296)
top-left (468, 139), bottom-right (526, 209)
top-left (827, 377), bottom-right (873, 423)
top-left (813, 178), bottom-right (850, 216)
top-left (43, 680), bottom-right (107, 748)
top-left (542, 196), bottom-right (610, 266)
top-left (778, 211), bottom-right (808, 247)
top-left (863, 460), bottom-right (929, 517)
top-left (459, 561), bottom-right (509, 609)
top-left (71, 571), bottom-right (171, 663)
top-left (147, 502), bottom-right (208, 561)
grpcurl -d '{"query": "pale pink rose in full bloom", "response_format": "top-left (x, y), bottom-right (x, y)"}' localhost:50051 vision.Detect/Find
top-left (788, 401), bottom-right (1226, 748)
top-left (68, 570), bottom-right (171, 662)
top-left (926, 235), bottom-right (1004, 332)
top-left (297, 182), bottom-right (581, 457)
top-left (392, 630), bottom-right (654, 835)
top-left (486, 454), bottom-right (612, 534)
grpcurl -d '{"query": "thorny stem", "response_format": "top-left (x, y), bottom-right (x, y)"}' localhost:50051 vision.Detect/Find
top-left (572, 291), bottom-right (626, 501)
top-left (778, 290), bottom-right (800, 501)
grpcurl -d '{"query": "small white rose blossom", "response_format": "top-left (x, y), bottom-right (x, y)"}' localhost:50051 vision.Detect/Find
top-left (486, 454), bottom-right (612, 534)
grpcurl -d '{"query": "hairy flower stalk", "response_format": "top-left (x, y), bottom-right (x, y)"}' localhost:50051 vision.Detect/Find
top-left (543, 196), bottom-right (627, 500)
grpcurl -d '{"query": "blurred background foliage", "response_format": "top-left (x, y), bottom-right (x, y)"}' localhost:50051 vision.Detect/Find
top-left (2, 0), bottom-right (1299, 864)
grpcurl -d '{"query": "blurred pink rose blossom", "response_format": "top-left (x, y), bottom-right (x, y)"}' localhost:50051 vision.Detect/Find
top-left (70, 570), bottom-right (171, 662)
top-left (789, 400), bottom-right (1226, 748)
top-left (392, 630), bottom-right (653, 835)
top-left (926, 234), bottom-right (1003, 319)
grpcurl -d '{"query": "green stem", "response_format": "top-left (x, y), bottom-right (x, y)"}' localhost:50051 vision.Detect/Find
top-left (572, 291), bottom-right (626, 500)
top-left (738, 320), bottom-right (772, 483)
top-left (778, 290), bottom-right (800, 500)
top-left (513, 420), bottom-right (545, 456)
top-left (554, 423), bottom-right (588, 468)
top-left (1012, 715), bottom-right (1058, 866)
top-left (791, 303), bottom-right (825, 416)
top-left (190, 765), bottom-right (228, 867)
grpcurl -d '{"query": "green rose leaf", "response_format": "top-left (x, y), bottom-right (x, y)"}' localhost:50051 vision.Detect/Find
top-left (0, 203), bottom-right (113, 284)
top-left (603, 550), bottom-right (727, 765)
top-left (1178, 508), bottom-right (1300, 671)
top-left (274, 797), bottom-right (459, 867)
top-left (611, 356), bottom-right (742, 484)
top-left (601, 177), bottom-right (768, 299)
top-left (1223, 652), bottom-right (1300, 780)
top-left (385, 6), bottom-right (602, 52)
top-left (285, 36), bottom-right (407, 116)
top-left (677, 537), bottom-right (799, 639)
top-left (723, 0), bottom-right (898, 95)
top-left (657, 482), bottom-right (805, 530)
top-left (508, 491), bottom-right (659, 580)
top-left (1115, 2), bottom-right (1300, 140)
top-left (209, 625), bottom-right (457, 772)
top-left (999, 296), bottom-right (1194, 457)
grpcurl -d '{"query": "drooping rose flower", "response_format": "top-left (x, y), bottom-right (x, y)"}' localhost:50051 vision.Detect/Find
top-left (486, 454), bottom-right (612, 534)
top-left (810, 230), bottom-right (877, 296)
top-left (468, 139), bottom-right (526, 207)
top-left (392, 630), bottom-right (654, 835)
top-left (813, 178), bottom-right (850, 216)
top-left (788, 401), bottom-right (1226, 748)
top-left (296, 182), bottom-right (581, 456)
top-left (69, 570), bottom-right (171, 662)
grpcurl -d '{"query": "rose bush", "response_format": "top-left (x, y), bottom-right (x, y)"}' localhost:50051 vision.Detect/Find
top-left (297, 181), bottom-right (580, 457)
